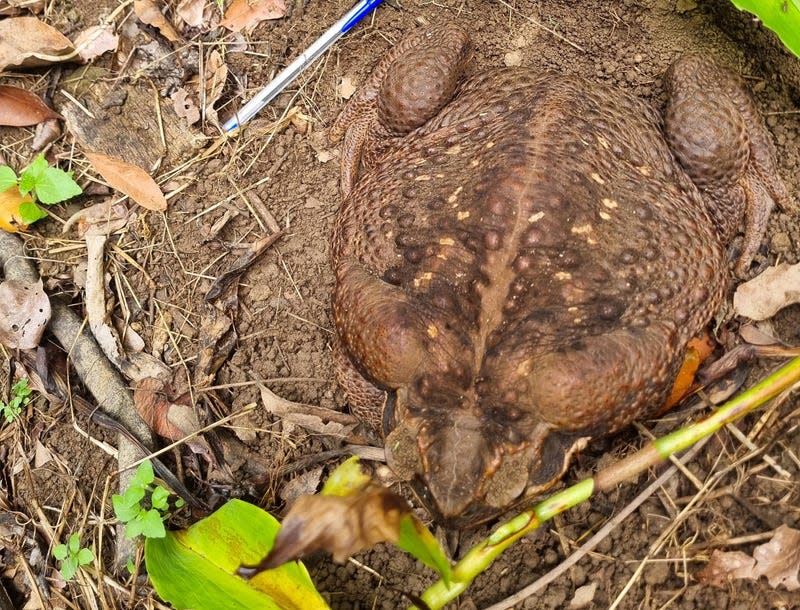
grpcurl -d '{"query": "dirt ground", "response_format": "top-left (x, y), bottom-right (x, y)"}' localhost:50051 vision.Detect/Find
top-left (1, 0), bottom-right (800, 609)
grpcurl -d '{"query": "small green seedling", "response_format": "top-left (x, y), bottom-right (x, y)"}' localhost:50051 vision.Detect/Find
top-left (52, 533), bottom-right (94, 580)
top-left (1, 378), bottom-right (32, 423)
top-left (112, 460), bottom-right (184, 539)
top-left (0, 154), bottom-right (82, 230)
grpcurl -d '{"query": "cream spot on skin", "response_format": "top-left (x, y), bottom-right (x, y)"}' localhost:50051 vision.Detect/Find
top-left (568, 306), bottom-right (579, 313)
top-left (555, 271), bottom-right (572, 281)
top-left (439, 237), bottom-right (456, 246)
top-left (602, 198), bottom-right (618, 209)
top-left (597, 135), bottom-right (609, 149)
top-left (457, 210), bottom-right (470, 220)
top-left (573, 317), bottom-right (583, 324)
top-left (415, 175), bottom-right (432, 181)
top-left (470, 159), bottom-right (480, 167)
top-left (599, 211), bottom-right (612, 221)
top-left (413, 271), bottom-right (433, 287)
top-left (528, 211), bottom-right (545, 223)
top-left (485, 141), bottom-right (495, 149)
top-left (571, 224), bottom-right (593, 235)
top-left (446, 144), bottom-right (462, 155)
top-left (637, 166), bottom-right (652, 176)
top-left (427, 324), bottom-right (438, 339)
top-left (447, 186), bottom-right (464, 204)
top-left (516, 359), bottom-right (533, 376)
top-left (590, 172), bottom-right (605, 184)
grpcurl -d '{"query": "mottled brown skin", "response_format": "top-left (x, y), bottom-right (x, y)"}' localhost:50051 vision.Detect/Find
top-left (329, 24), bottom-right (789, 527)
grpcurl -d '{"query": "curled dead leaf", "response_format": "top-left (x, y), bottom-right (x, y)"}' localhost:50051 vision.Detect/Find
top-left (241, 484), bottom-right (409, 573)
top-left (0, 85), bottom-right (63, 127)
top-left (0, 278), bottom-right (51, 350)
top-left (72, 24), bottom-right (119, 63)
top-left (84, 151), bottom-right (167, 211)
top-left (134, 0), bottom-right (181, 42)
top-left (696, 526), bottom-right (800, 592)
top-left (0, 17), bottom-right (75, 71)
top-left (170, 88), bottom-right (200, 125)
top-left (220, 0), bottom-right (286, 32)
top-left (176, 0), bottom-right (205, 28)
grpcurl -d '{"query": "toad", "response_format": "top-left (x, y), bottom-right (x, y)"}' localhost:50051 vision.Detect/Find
top-left (328, 24), bottom-right (789, 526)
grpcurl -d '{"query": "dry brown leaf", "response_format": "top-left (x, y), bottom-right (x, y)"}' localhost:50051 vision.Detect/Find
top-left (337, 76), bottom-right (356, 100)
top-left (696, 549), bottom-right (757, 586)
top-left (0, 85), bottom-right (62, 127)
top-left (84, 152), bottom-right (167, 211)
top-left (259, 384), bottom-right (359, 440)
top-left (203, 49), bottom-right (227, 124)
top-left (733, 262), bottom-right (800, 321)
top-left (134, 376), bottom-right (209, 457)
top-left (134, 0), bottom-right (181, 42)
top-left (32, 118), bottom-right (62, 151)
top-left (0, 17), bottom-right (74, 71)
top-left (696, 527), bottom-right (800, 591)
top-left (0, 278), bottom-right (51, 350)
top-left (176, 0), bottom-right (205, 28)
top-left (72, 24), bottom-right (119, 62)
top-left (220, 0), bottom-right (286, 32)
top-left (247, 485), bottom-right (409, 570)
top-left (170, 87), bottom-right (200, 125)
top-left (752, 525), bottom-right (800, 591)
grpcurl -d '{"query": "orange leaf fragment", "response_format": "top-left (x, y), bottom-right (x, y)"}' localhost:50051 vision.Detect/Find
top-left (84, 152), bottom-right (167, 211)
top-left (220, 0), bottom-right (286, 32)
top-left (0, 186), bottom-right (33, 232)
top-left (0, 85), bottom-right (62, 127)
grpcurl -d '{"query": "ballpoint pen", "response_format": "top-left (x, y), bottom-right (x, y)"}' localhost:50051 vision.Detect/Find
top-left (222, 0), bottom-right (385, 133)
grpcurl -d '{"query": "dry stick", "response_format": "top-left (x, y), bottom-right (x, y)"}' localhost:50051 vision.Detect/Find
top-left (483, 438), bottom-right (710, 610)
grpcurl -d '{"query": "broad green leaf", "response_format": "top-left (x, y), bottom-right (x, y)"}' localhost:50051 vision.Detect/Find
top-left (731, 0), bottom-right (800, 57)
top-left (131, 460), bottom-right (154, 487)
top-left (138, 509), bottom-right (166, 538)
top-left (321, 456), bottom-right (370, 496)
top-left (60, 557), bottom-right (78, 580)
top-left (52, 544), bottom-right (68, 561)
top-left (18, 154), bottom-right (48, 196)
top-left (144, 499), bottom-right (329, 610)
top-left (17, 201), bottom-right (46, 225)
top-left (151, 485), bottom-right (169, 510)
top-left (68, 533), bottom-right (80, 554)
top-left (397, 515), bottom-right (451, 583)
top-left (34, 166), bottom-right (82, 204)
top-left (112, 493), bottom-right (143, 522)
top-left (0, 167), bottom-right (17, 191)
top-left (77, 547), bottom-right (94, 565)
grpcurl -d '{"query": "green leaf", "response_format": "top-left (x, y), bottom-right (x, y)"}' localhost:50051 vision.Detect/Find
top-left (126, 558), bottom-right (136, 574)
top-left (397, 515), bottom-right (452, 583)
top-left (34, 165), bottom-right (82, 205)
top-left (68, 533), bottom-right (80, 554)
top-left (52, 544), bottom-right (68, 561)
top-left (731, 0), bottom-right (800, 57)
top-left (113, 493), bottom-right (143, 522)
top-left (11, 379), bottom-right (31, 398)
top-left (138, 508), bottom-right (166, 538)
top-left (131, 461), bottom-right (155, 487)
top-left (151, 485), bottom-right (169, 511)
top-left (321, 456), bottom-right (370, 497)
top-left (77, 547), bottom-right (94, 565)
top-left (18, 201), bottom-right (46, 225)
top-left (0, 166), bottom-right (17, 191)
top-left (60, 556), bottom-right (78, 580)
top-left (18, 154), bottom-right (48, 196)
top-left (144, 499), bottom-right (330, 610)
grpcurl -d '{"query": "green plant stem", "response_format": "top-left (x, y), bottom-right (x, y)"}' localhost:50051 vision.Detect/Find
top-left (413, 356), bottom-right (800, 610)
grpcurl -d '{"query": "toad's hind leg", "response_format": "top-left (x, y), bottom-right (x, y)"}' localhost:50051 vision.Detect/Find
top-left (329, 24), bottom-right (472, 195)
top-left (663, 55), bottom-right (791, 276)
